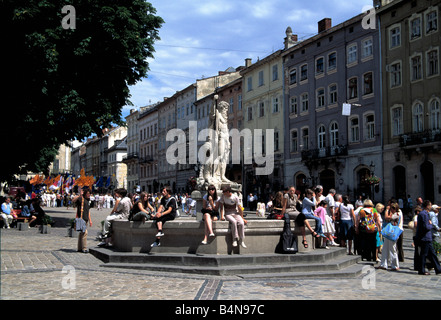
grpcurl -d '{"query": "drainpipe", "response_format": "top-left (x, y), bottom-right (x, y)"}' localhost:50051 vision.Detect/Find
top-left (377, 12), bottom-right (385, 204)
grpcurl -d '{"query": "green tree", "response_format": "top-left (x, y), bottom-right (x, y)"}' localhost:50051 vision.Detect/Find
top-left (2, 0), bottom-right (163, 182)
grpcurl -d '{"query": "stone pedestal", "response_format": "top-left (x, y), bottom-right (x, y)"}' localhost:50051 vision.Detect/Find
top-left (18, 222), bottom-right (29, 231)
top-left (110, 218), bottom-right (315, 255)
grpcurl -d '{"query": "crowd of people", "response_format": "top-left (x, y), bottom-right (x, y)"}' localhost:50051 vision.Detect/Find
top-left (2, 183), bottom-right (440, 275)
top-left (262, 185), bottom-right (441, 275)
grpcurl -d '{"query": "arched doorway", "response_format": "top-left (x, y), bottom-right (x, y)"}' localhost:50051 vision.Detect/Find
top-left (393, 165), bottom-right (406, 198)
top-left (356, 167), bottom-right (372, 199)
top-left (420, 161), bottom-right (434, 202)
top-left (319, 169), bottom-right (335, 194)
top-left (295, 173), bottom-right (307, 196)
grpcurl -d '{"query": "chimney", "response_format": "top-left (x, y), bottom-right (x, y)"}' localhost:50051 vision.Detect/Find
top-left (318, 18), bottom-right (332, 33)
top-left (245, 58), bottom-right (252, 68)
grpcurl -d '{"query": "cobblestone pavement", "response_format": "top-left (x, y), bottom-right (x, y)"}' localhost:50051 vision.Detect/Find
top-left (1, 207), bottom-right (441, 302)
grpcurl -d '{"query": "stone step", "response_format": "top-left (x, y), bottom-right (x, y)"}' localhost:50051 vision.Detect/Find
top-left (90, 246), bottom-right (347, 265)
top-left (90, 246), bottom-right (362, 277)
top-left (237, 263), bottom-right (365, 279)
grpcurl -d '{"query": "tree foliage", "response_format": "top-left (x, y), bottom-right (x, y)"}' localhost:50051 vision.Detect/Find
top-left (2, 0), bottom-right (163, 182)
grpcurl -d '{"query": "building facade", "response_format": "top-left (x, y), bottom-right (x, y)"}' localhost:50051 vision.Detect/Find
top-left (283, 14), bottom-right (382, 200)
top-left (240, 51), bottom-right (285, 202)
top-left (377, 0), bottom-right (441, 203)
top-left (138, 105), bottom-right (159, 193)
top-left (124, 109), bottom-right (140, 193)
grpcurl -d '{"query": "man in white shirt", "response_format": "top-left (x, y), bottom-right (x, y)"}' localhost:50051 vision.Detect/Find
top-left (325, 189), bottom-right (336, 221)
top-left (99, 188), bottom-right (132, 247)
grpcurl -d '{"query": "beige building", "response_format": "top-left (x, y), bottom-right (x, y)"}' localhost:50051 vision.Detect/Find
top-left (378, 0), bottom-right (441, 203)
top-left (123, 109), bottom-right (140, 192)
top-left (240, 53), bottom-right (285, 199)
top-left (107, 138), bottom-right (127, 189)
top-left (138, 105), bottom-right (159, 193)
top-left (158, 94), bottom-right (178, 192)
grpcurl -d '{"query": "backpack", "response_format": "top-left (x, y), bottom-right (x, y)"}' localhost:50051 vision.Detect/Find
top-left (275, 214), bottom-right (298, 254)
top-left (359, 208), bottom-right (378, 233)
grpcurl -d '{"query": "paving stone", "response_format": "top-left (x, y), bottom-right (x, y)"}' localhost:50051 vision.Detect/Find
top-left (1, 207), bottom-right (441, 301)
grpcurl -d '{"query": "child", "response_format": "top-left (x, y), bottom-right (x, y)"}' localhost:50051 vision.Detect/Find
top-left (314, 200), bottom-right (337, 248)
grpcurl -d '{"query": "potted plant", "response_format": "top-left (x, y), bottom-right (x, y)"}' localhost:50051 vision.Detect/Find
top-left (40, 215), bottom-right (54, 234)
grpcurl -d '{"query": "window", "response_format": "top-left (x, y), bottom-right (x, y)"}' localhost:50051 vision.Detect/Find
top-left (272, 64), bottom-right (278, 81)
top-left (301, 93), bottom-right (309, 112)
top-left (430, 98), bottom-right (441, 130)
top-left (258, 71), bottom-right (264, 86)
top-left (347, 44), bottom-right (358, 64)
top-left (289, 69), bottom-right (297, 85)
top-left (330, 122), bottom-right (339, 147)
top-left (274, 131), bottom-right (279, 151)
top-left (426, 9), bottom-right (438, 34)
top-left (300, 64), bottom-right (308, 81)
top-left (290, 96), bottom-right (298, 114)
top-left (229, 97), bottom-right (234, 113)
top-left (390, 62), bottom-right (402, 87)
top-left (350, 116), bottom-right (360, 143)
top-left (247, 106), bottom-right (253, 121)
top-left (365, 114), bottom-right (375, 140)
top-left (328, 52), bottom-right (337, 71)
top-left (427, 48), bottom-right (439, 77)
top-left (316, 57), bottom-right (324, 74)
top-left (247, 76), bottom-right (253, 91)
top-left (316, 88), bottom-right (325, 108)
top-left (412, 102), bottom-right (424, 133)
top-left (238, 95), bottom-right (242, 110)
top-left (329, 84), bottom-right (337, 105)
top-left (392, 106), bottom-right (403, 136)
top-left (410, 16), bottom-right (422, 39)
top-left (317, 125), bottom-right (326, 149)
top-left (411, 55), bottom-right (423, 81)
top-left (272, 97), bottom-right (279, 113)
top-left (390, 25), bottom-right (401, 48)
top-left (363, 72), bottom-right (373, 96)
top-left (302, 127), bottom-right (309, 150)
top-left (362, 38), bottom-right (373, 58)
top-left (348, 77), bottom-right (358, 99)
top-left (291, 130), bottom-right (298, 152)
top-left (259, 101), bottom-right (265, 117)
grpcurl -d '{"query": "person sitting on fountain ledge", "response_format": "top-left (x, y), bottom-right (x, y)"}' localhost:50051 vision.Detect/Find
top-left (219, 185), bottom-right (247, 249)
top-left (150, 186), bottom-right (178, 247)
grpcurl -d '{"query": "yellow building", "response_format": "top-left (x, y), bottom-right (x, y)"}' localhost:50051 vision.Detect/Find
top-left (240, 52), bottom-right (285, 199)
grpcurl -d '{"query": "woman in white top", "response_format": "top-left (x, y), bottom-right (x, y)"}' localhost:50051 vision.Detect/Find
top-left (379, 202), bottom-right (402, 271)
top-left (219, 186), bottom-right (247, 248)
top-left (338, 195), bottom-right (356, 254)
top-left (201, 185), bottom-right (219, 245)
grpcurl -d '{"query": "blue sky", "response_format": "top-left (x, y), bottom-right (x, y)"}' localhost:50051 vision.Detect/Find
top-left (124, 0), bottom-right (373, 118)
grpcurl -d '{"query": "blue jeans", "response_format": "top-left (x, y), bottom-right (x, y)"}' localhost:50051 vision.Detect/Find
top-left (303, 213), bottom-right (323, 234)
top-left (21, 205), bottom-right (31, 217)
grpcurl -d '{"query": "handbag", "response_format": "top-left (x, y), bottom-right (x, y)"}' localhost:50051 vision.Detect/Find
top-left (75, 197), bottom-right (87, 232)
top-left (381, 222), bottom-right (403, 241)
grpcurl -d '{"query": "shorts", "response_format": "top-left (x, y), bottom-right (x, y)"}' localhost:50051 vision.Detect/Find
top-left (339, 219), bottom-right (354, 241)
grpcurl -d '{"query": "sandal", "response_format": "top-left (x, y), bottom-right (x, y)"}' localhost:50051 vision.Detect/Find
top-left (302, 240), bottom-right (308, 248)
top-left (311, 231), bottom-right (320, 238)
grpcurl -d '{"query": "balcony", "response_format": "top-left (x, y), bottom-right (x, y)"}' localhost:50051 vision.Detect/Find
top-left (140, 155), bottom-right (155, 164)
top-left (301, 145), bottom-right (348, 161)
top-left (399, 130), bottom-right (441, 148)
top-left (122, 153), bottom-right (139, 163)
